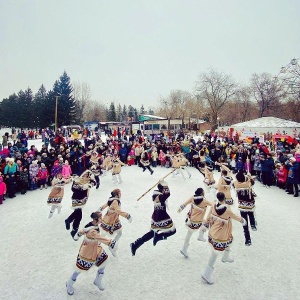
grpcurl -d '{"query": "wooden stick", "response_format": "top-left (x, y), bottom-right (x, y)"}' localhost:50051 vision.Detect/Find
top-left (136, 168), bottom-right (178, 201)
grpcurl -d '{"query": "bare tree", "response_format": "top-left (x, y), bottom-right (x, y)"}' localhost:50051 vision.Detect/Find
top-left (251, 73), bottom-right (284, 118)
top-left (196, 69), bottom-right (236, 131)
top-left (84, 100), bottom-right (107, 122)
top-left (73, 81), bottom-right (92, 124)
top-left (279, 58), bottom-right (300, 102)
top-left (234, 86), bottom-right (253, 122)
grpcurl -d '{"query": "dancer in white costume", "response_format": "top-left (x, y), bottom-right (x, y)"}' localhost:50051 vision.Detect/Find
top-left (47, 172), bottom-right (66, 218)
top-left (99, 189), bottom-right (132, 244)
top-left (177, 187), bottom-right (212, 258)
top-left (66, 211), bottom-right (117, 295)
top-left (201, 192), bottom-right (246, 285)
top-left (111, 153), bottom-right (126, 184)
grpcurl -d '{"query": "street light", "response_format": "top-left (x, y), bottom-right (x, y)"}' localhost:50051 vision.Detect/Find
top-left (55, 96), bottom-right (59, 132)
top-left (217, 117), bottom-right (220, 134)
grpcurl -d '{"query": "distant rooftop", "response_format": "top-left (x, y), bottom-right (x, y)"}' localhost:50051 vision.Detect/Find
top-left (232, 117), bottom-right (300, 128)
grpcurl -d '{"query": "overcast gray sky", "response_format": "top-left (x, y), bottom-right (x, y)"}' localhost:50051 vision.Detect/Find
top-left (0, 0), bottom-right (299, 109)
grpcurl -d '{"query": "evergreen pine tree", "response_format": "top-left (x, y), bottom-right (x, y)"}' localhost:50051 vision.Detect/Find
top-left (107, 102), bottom-right (116, 121)
top-left (52, 71), bottom-right (76, 127)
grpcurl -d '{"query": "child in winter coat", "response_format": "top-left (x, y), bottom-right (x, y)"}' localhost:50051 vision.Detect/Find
top-left (38, 163), bottom-right (49, 190)
top-left (29, 160), bottom-right (39, 190)
top-left (244, 158), bottom-right (252, 174)
top-left (0, 176), bottom-right (7, 204)
top-left (151, 148), bottom-right (158, 167)
top-left (127, 148), bottom-right (135, 166)
top-left (19, 166), bottom-right (29, 194)
top-left (61, 160), bottom-right (72, 183)
top-left (158, 149), bottom-right (166, 167)
top-left (276, 163), bottom-right (288, 189)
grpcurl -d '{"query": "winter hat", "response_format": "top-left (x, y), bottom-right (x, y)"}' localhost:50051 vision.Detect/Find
top-left (289, 157), bottom-right (296, 162)
top-left (32, 160), bottom-right (38, 165)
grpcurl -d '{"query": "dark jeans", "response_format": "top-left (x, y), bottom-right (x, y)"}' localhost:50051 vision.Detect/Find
top-left (66, 208), bottom-right (82, 230)
top-left (142, 165), bottom-right (153, 174)
top-left (287, 182), bottom-right (299, 196)
top-left (240, 211), bottom-right (256, 242)
top-left (133, 229), bottom-right (177, 249)
top-left (261, 172), bottom-right (272, 186)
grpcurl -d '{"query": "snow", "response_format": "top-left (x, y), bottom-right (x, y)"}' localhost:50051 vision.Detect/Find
top-left (231, 117), bottom-right (300, 128)
top-left (0, 130), bottom-right (299, 300)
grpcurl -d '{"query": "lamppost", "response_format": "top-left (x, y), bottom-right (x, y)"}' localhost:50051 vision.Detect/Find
top-left (217, 117), bottom-right (220, 135)
top-left (55, 96), bottom-right (59, 132)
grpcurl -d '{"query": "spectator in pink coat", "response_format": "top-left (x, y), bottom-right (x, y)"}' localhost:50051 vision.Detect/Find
top-left (61, 160), bottom-right (72, 183)
top-left (0, 176), bottom-right (7, 204)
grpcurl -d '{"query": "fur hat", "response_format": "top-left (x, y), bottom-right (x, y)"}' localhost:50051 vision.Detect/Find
top-left (194, 188), bottom-right (204, 196)
top-left (223, 176), bottom-right (232, 185)
top-left (157, 179), bottom-right (168, 190)
top-left (206, 165), bottom-right (213, 171)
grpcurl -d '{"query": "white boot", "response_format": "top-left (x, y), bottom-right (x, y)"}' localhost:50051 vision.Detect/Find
top-left (57, 206), bottom-right (62, 214)
top-left (94, 271), bottom-right (105, 291)
top-left (114, 230), bottom-right (122, 242)
top-left (112, 175), bottom-right (118, 184)
top-left (44, 184), bottom-right (48, 189)
top-left (66, 278), bottom-right (76, 295)
top-left (221, 249), bottom-right (234, 263)
top-left (180, 231), bottom-right (192, 258)
top-left (197, 230), bottom-right (206, 242)
top-left (48, 207), bottom-right (55, 219)
top-left (117, 174), bottom-right (122, 183)
top-left (109, 239), bottom-right (117, 257)
top-left (201, 266), bottom-right (214, 284)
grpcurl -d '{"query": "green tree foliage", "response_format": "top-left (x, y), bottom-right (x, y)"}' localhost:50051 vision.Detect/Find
top-left (52, 71), bottom-right (76, 127)
top-left (107, 102), bottom-right (116, 121)
top-left (0, 94), bottom-right (18, 127)
top-left (32, 85), bottom-right (50, 128)
top-left (19, 88), bottom-right (34, 128)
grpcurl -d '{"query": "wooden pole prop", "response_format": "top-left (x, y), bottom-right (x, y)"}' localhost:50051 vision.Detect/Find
top-left (136, 168), bottom-right (178, 201)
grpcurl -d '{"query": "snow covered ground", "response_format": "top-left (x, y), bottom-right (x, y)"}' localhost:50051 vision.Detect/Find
top-left (0, 129), bottom-right (299, 300)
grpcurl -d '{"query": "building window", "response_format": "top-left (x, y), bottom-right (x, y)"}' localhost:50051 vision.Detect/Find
top-left (145, 124), bottom-right (152, 130)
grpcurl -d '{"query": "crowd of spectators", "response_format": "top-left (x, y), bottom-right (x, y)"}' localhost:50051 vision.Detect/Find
top-left (0, 128), bottom-right (299, 203)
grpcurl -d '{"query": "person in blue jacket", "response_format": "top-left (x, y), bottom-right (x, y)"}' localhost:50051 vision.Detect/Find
top-left (286, 156), bottom-right (300, 197)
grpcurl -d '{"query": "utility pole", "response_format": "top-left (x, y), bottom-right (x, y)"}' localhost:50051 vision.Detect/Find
top-left (55, 96), bottom-right (59, 132)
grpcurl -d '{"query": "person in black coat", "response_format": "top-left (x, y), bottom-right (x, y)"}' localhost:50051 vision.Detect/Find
top-left (260, 153), bottom-right (274, 187)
